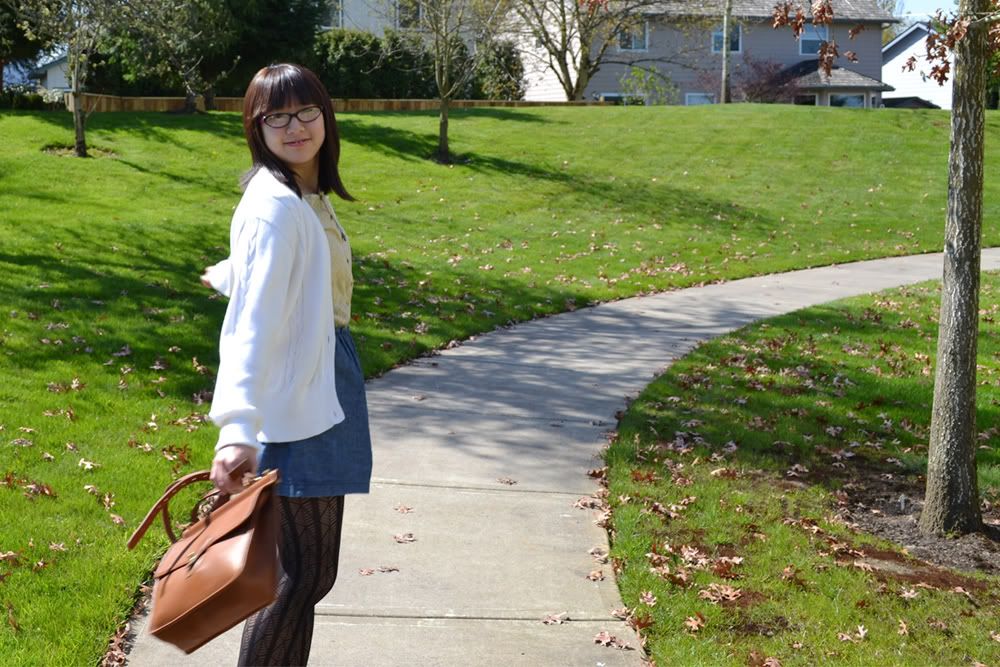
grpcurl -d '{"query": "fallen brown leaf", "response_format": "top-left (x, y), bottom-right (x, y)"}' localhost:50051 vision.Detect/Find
top-left (6, 602), bottom-right (19, 633)
top-left (684, 612), bottom-right (706, 633)
top-left (593, 631), bottom-right (630, 649)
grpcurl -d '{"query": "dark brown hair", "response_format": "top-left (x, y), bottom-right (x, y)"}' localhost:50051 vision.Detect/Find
top-left (242, 63), bottom-right (353, 200)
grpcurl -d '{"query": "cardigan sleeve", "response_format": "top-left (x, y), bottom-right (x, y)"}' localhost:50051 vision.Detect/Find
top-left (201, 259), bottom-right (234, 298)
top-left (209, 216), bottom-right (297, 452)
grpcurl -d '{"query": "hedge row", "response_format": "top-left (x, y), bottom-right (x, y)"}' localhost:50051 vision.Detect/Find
top-left (307, 29), bottom-right (526, 101)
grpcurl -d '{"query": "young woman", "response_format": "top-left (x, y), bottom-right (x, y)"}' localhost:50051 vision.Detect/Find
top-left (201, 63), bottom-right (372, 666)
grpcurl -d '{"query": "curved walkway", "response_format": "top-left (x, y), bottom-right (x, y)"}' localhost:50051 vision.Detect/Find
top-left (128, 249), bottom-right (1000, 666)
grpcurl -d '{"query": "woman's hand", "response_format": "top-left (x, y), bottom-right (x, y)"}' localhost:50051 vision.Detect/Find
top-left (210, 444), bottom-right (260, 494)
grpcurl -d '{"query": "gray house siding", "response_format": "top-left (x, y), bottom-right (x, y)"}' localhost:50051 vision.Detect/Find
top-left (585, 18), bottom-right (886, 105)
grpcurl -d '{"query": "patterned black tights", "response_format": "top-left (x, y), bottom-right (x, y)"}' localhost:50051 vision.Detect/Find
top-left (238, 495), bottom-right (345, 666)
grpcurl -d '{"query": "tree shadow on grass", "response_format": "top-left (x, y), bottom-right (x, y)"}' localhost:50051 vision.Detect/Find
top-left (339, 116), bottom-right (784, 236)
top-left (14, 110), bottom-right (245, 148)
top-left (616, 300), bottom-right (1000, 546)
top-left (344, 107), bottom-right (559, 124)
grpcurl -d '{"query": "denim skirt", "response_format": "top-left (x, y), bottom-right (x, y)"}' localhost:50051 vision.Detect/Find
top-left (258, 327), bottom-right (373, 497)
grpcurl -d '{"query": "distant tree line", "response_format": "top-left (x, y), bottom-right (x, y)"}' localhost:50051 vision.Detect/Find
top-left (2, 1), bottom-right (524, 103)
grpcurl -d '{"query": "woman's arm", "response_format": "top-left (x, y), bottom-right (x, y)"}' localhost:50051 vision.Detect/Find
top-left (209, 217), bottom-right (296, 456)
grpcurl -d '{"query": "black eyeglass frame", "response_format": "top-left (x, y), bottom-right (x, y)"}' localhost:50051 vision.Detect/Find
top-left (260, 105), bottom-right (324, 129)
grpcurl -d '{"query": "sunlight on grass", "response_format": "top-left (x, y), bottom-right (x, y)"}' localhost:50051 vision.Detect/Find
top-left (1, 105), bottom-right (999, 664)
top-left (605, 273), bottom-right (1000, 667)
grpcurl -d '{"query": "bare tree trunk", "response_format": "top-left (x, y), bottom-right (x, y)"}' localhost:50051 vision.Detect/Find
top-left (720, 0), bottom-right (733, 103)
top-left (918, 0), bottom-right (987, 537)
top-left (70, 59), bottom-right (87, 158)
top-left (204, 86), bottom-right (216, 111)
top-left (572, 62), bottom-right (590, 101)
top-left (437, 95), bottom-right (450, 163)
top-left (183, 89), bottom-right (198, 114)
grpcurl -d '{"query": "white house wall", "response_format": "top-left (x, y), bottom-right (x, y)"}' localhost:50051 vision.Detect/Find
top-left (41, 61), bottom-right (70, 91)
top-left (881, 31), bottom-right (952, 109)
top-left (342, 0), bottom-right (399, 33)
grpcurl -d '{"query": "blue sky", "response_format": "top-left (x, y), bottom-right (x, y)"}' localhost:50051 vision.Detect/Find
top-left (901, 0), bottom-right (957, 19)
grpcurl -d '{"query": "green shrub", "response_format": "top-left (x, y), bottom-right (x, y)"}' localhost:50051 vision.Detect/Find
top-left (379, 30), bottom-right (437, 98)
top-left (311, 29), bottom-right (525, 101)
top-left (311, 28), bottom-right (438, 99)
top-left (0, 84), bottom-right (61, 110)
top-left (471, 40), bottom-right (525, 101)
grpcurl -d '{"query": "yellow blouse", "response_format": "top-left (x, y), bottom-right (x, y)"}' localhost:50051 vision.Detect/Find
top-left (305, 193), bottom-right (353, 328)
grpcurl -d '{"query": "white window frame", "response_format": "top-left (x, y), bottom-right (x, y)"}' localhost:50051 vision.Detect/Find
top-left (617, 21), bottom-right (649, 52)
top-left (685, 92), bottom-right (716, 105)
top-left (321, 0), bottom-right (343, 29)
top-left (396, 0), bottom-right (422, 29)
top-left (800, 23), bottom-right (828, 55)
top-left (711, 24), bottom-right (741, 54)
top-left (830, 93), bottom-right (866, 108)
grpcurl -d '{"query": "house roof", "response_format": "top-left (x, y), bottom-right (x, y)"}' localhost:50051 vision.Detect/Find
top-left (28, 54), bottom-right (67, 80)
top-left (778, 59), bottom-right (895, 90)
top-left (882, 21), bottom-right (933, 63)
top-left (647, 0), bottom-right (898, 22)
top-left (882, 95), bottom-right (941, 108)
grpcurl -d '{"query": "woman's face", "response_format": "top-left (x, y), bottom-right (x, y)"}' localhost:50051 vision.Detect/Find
top-left (260, 100), bottom-right (326, 173)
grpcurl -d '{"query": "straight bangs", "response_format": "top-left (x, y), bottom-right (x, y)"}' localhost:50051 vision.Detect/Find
top-left (242, 64), bottom-right (353, 201)
top-left (254, 69), bottom-right (322, 123)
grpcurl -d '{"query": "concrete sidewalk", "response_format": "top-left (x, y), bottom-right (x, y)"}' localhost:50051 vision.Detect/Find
top-left (127, 249), bottom-right (1000, 666)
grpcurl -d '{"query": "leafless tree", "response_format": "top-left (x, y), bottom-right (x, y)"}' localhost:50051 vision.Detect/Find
top-left (776, 0), bottom-right (1000, 536)
top-left (509, 0), bottom-right (713, 101)
top-left (12, 0), bottom-right (122, 156)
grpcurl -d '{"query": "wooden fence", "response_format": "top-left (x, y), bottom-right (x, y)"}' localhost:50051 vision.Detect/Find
top-left (66, 93), bottom-right (603, 113)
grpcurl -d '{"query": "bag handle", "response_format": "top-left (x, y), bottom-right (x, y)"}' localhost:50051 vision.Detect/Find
top-left (127, 458), bottom-right (255, 550)
top-left (127, 470), bottom-right (214, 550)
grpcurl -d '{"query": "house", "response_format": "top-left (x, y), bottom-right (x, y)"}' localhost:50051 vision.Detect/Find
top-left (320, 0), bottom-right (897, 106)
top-left (323, 0), bottom-right (422, 34)
top-left (881, 22), bottom-right (951, 110)
top-left (525, 0), bottom-right (897, 105)
top-left (28, 54), bottom-right (70, 92)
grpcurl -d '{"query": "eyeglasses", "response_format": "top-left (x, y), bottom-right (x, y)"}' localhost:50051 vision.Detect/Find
top-left (260, 106), bottom-right (323, 129)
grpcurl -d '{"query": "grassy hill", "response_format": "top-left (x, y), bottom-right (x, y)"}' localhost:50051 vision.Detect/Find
top-left (0, 104), bottom-right (998, 664)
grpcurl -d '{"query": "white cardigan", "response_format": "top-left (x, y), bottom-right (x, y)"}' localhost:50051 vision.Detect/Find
top-left (204, 169), bottom-right (344, 453)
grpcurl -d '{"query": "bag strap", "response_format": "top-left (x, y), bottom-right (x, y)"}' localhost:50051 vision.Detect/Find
top-left (127, 470), bottom-right (212, 550)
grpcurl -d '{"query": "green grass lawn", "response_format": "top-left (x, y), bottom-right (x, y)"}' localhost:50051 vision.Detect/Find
top-left (605, 273), bottom-right (1000, 667)
top-left (0, 104), bottom-right (998, 665)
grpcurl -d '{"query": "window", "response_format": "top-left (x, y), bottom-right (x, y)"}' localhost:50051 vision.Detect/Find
top-left (323, 0), bottom-right (343, 28)
top-left (711, 24), bottom-right (741, 53)
top-left (685, 93), bottom-right (715, 105)
top-left (800, 24), bottom-right (828, 55)
top-left (793, 94), bottom-right (817, 105)
top-left (830, 93), bottom-right (865, 108)
top-left (397, 0), bottom-right (421, 29)
top-left (596, 93), bottom-right (627, 104)
top-left (617, 22), bottom-right (648, 51)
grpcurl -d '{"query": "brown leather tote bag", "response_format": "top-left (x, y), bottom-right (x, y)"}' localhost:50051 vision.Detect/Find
top-left (127, 468), bottom-right (280, 654)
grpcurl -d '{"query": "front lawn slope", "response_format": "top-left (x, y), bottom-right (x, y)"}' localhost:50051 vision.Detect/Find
top-left (0, 105), bottom-right (998, 664)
